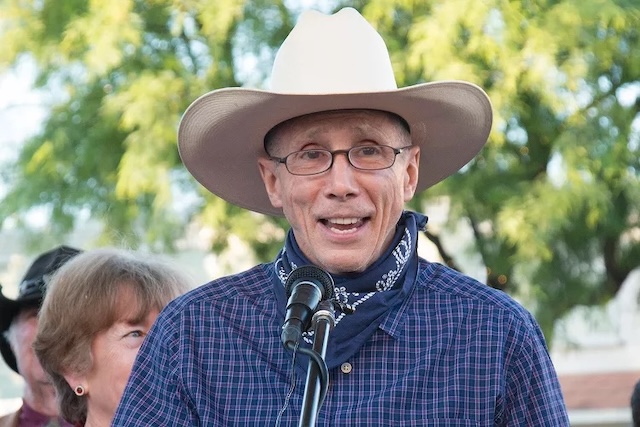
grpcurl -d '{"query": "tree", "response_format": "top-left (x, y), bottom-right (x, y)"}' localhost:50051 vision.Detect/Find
top-left (0, 0), bottom-right (294, 251)
top-left (366, 0), bottom-right (640, 335)
top-left (0, 0), bottom-right (638, 340)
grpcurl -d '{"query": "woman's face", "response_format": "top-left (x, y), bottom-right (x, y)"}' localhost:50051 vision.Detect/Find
top-left (66, 302), bottom-right (159, 426)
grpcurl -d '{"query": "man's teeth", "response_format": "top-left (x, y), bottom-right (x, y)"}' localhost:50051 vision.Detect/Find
top-left (328, 218), bottom-right (359, 225)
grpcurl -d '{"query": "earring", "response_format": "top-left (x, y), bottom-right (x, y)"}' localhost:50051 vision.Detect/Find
top-left (74, 385), bottom-right (85, 396)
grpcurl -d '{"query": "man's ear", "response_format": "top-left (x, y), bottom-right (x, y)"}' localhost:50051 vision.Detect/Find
top-left (257, 158), bottom-right (283, 208)
top-left (404, 146), bottom-right (420, 202)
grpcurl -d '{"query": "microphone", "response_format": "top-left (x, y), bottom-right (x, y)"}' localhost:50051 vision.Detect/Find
top-left (281, 265), bottom-right (334, 348)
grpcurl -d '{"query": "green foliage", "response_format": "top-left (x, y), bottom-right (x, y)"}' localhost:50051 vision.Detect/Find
top-left (371, 0), bottom-right (640, 337)
top-left (0, 0), bottom-right (638, 341)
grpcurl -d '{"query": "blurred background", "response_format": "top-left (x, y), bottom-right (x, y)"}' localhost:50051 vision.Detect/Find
top-left (0, 0), bottom-right (638, 425)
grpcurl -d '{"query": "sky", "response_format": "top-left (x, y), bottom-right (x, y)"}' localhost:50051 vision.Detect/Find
top-left (0, 58), bottom-right (47, 165)
top-left (0, 57), bottom-right (53, 228)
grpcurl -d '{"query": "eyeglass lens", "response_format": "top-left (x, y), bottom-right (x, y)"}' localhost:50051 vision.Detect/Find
top-left (285, 145), bottom-right (399, 175)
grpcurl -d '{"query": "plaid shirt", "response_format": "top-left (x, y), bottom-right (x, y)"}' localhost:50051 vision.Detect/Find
top-left (112, 259), bottom-right (568, 426)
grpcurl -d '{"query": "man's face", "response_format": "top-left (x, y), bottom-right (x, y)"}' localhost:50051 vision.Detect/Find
top-left (258, 110), bottom-right (419, 274)
top-left (10, 307), bottom-right (51, 387)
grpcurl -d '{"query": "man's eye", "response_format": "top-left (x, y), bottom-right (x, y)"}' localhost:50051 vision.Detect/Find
top-left (356, 146), bottom-right (381, 156)
top-left (299, 150), bottom-right (325, 160)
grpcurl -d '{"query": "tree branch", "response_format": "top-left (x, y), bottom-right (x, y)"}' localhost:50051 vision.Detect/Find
top-left (424, 229), bottom-right (461, 272)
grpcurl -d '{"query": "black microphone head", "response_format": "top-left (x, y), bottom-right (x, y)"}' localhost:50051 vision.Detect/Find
top-left (285, 265), bottom-right (334, 300)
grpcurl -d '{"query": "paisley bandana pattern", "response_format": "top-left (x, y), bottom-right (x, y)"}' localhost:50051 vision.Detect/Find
top-left (273, 210), bottom-right (427, 369)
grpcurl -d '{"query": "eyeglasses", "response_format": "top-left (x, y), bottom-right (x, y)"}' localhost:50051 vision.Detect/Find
top-left (270, 145), bottom-right (414, 176)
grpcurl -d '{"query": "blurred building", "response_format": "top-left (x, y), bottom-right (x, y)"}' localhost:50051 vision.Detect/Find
top-left (553, 269), bottom-right (640, 426)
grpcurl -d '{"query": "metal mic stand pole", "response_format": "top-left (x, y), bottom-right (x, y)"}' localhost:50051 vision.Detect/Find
top-left (298, 300), bottom-right (335, 427)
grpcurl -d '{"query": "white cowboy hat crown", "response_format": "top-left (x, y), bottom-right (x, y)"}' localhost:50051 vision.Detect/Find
top-left (178, 7), bottom-right (493, 216)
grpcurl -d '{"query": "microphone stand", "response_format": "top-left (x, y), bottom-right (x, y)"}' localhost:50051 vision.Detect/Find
top-left (298, 300), bottom-right (335, 427)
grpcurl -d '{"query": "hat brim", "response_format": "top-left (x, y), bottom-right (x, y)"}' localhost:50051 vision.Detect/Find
top-left (178, 81), bottom-right (492, 217)
top-left (0, 295), bottom-right (29, 374)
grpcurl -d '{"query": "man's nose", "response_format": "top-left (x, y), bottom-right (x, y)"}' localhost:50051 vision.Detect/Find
top-left (324, 152), bottom-right (359, 198)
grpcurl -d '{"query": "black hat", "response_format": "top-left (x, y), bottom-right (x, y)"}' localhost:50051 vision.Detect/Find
top-left (0, 245), bottom-right (82, 374)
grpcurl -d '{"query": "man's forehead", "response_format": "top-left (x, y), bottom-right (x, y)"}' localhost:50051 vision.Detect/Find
top-left (15, 306), bottom-right (39, 323)
top-left (266, 109), bottom-right (408, 151)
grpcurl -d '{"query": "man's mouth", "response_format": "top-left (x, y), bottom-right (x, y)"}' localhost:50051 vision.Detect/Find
top-left (322, 217), bottom-right (367, 233)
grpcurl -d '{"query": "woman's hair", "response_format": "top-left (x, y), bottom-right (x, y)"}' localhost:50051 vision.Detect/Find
top-left (33, 248), bottom-right (193, 424)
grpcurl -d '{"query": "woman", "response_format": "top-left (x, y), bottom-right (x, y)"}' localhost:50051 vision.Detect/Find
top-left (33, 248), bottom-right (192, 427)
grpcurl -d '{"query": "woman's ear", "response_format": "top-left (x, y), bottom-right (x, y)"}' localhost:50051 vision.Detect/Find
top-left (63, 371), bottom-right (89, 396)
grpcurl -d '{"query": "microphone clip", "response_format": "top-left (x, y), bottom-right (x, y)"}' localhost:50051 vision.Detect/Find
top-left (330, 298), bottom-right (355, 315)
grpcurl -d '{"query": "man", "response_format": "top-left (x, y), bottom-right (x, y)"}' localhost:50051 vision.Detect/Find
top-left (0, 246), bottom-right (81, 427)
top-left (113, 8), bottom-right (569, 426)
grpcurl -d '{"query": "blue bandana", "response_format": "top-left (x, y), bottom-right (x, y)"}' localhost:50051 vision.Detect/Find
top-left (273, 210), bottom-right (428, 370)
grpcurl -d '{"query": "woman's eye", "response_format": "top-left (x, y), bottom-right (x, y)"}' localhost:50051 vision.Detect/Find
top-left (126, 330), bottom-right (144, 338)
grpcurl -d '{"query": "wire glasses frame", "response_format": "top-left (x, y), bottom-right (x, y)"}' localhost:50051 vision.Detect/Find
top-left (270, 145), bottom-right (414, 176)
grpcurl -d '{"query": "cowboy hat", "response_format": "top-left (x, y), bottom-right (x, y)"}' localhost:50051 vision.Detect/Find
top-left (178, 7), bottom-right (492, 216)
top-left (0, 245), bottom-right (81, 373)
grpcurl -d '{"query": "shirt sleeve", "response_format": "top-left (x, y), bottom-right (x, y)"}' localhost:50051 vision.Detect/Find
top-left (501, 313), bottom-right (569, 426)
top-left (111, 309), bottom-right (199, 426)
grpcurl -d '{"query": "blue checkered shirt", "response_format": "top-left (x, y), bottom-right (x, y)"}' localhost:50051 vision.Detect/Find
top-left (112, 259), bottom-right (568, 426)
